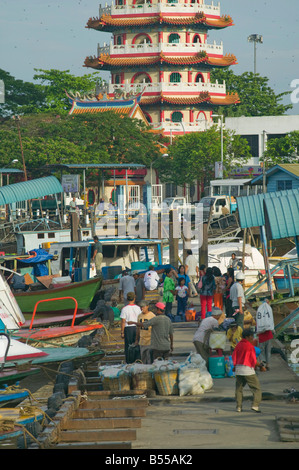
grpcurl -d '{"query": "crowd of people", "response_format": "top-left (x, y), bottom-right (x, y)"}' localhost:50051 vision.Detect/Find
top-left (96, 250), bottom-right (275, 413)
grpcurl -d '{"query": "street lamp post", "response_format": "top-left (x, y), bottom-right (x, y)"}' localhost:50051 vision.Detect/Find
top-left (12, 115), bottom-right (28, 181)
top-left (211, 114), bottom-right (224, 179)
top-left (248, 34), bottom-right (263, 74)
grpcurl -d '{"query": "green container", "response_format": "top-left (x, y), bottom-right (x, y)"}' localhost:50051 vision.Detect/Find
top-left (208, 356), bottom-right (226, 378)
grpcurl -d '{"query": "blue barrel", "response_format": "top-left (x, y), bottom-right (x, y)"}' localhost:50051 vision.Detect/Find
top-left (208, 356), bottom-right (226, 378)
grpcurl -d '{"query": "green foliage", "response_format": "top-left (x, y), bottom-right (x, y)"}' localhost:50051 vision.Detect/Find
top-left (0, 112), bottom-right (162, 177)
top-left (33, 68), bottom-right (103, 114)
top-left (211, 69), bottom-right (292, 117)
top-left (263, 131), bottom-right (299, 165)
top-left (155, 126), bottom-right (252, 186)
top-left (0, 69), bottom-right (103, 117)
top-left (0, 69), bottom-right (46, 117)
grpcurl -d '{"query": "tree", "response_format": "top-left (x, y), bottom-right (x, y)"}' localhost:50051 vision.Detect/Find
top-left (0, 69), bottom-right (104, 117)
top-left (263, 131), bottom-right (299, 166)
top-left (154, 126), bottom-right (252, 186)
top-left (33, 68), bottom-right (104, 114)
top-left (0, 69), bottom-right (47, 117)
top-left (0, 112), bottom-right (163, 178)
top-left (211, 69), bottom-right (292, 117)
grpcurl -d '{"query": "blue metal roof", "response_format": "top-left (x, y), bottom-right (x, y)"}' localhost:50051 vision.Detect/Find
top-left (0, 176), bottom-right (63, 206)
top-left (237, 189), bottom-right (299, 229)
top-left (264, 193), bottom-right (299, 240)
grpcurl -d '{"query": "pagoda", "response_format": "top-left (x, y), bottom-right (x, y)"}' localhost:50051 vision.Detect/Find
top-left (84, 0), bottom-right (240, 138)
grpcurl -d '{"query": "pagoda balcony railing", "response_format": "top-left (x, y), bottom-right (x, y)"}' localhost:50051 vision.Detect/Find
top-left (109, 80), bottom-right (226, 95)
top-left (160, 120), bottom-right (212, 134)
top-left (98, 1), bottom-right (221, 18)
top-left (97, 40), bottom-right (223, 56)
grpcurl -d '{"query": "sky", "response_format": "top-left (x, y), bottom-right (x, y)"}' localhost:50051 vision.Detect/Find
top-left (0, 0), bottom-right (298, 114)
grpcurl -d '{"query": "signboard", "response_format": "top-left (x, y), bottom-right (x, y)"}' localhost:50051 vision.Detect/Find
top-left (215, 161), bottom-right (223, 179)
top-left (61, 174), bottom-right (80, 193)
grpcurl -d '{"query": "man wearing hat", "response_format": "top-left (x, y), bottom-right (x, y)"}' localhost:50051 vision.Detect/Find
top-left (192, 308), bottom-right (223, 366)
top-left (134, 301), bottom-right (155, 364)
top-left (130, 302), bottom-right (174, 361)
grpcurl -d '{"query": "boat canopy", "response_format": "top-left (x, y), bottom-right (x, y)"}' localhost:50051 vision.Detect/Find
top-left (0, 176), bottom-right (63, 206)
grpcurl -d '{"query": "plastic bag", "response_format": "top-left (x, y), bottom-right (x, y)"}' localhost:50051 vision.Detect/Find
top-left (256, 301), bottom-right (274, 334)
top-left (178, 365), bottom-right (204, 396)
top-left (198, 371), bottom-right (213, 391)
top-left (185, 352), bottom-right (208, 372)
top-left (225, 355), bottom-right (235, 377)
top-left (209, 331), bottom-right (227, 350)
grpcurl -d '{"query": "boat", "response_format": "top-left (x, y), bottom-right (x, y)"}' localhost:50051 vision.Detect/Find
top-left (12, 297), bottom-right (104, 348)
top-left (14, 276), bottom-right (101, 319)
top-left (0, 333), bottom-right (46, 387)
top-left (0, 407), bottom-right (45, 443)
top-left (0, 386), bottom-right (30, 408)
top-left (9, 347), bottom-right (105, 370)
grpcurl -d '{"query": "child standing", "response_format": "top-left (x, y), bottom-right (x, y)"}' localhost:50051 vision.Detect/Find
top-left (175, 277), bottom-right (189, 321)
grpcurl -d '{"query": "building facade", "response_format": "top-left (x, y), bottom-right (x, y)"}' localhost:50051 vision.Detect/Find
top-left (84, 0), bottom-right (240, 139)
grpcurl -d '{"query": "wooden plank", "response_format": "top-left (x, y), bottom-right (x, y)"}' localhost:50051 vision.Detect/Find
top-left (73, 408), bottom-right (147, 419)
top-left (62, 417), bottom-right (142, 430)
top-left (79, 398), bottom-right (149, 409)
top-left (55, 441), bottom-right (132, 449)
top-left (59, 428), bottom-right (136, 442)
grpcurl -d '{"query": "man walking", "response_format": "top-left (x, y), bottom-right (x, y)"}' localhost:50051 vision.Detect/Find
top-left (144, 265), bottom-right (160, 291)
top-left (232, 328), bottom-right (262, 413)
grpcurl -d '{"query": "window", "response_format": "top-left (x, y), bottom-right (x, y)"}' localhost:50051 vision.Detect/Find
top-left (241, 135), bottom-right (259, 159)
top-left (276, 180), bottom-right (293, 191)
top-left (171, 111), bottom-right (183, 122)
top-left (168, 33), bottom-right (180, 44)
top-left (193, 34), bottom-right (201, 44)
top-left (102, 245), bottom-right (115, 258)
top-left (169, 72), bottom-right (181, 83)
top-left (195, 73), bottom-right (204, 83)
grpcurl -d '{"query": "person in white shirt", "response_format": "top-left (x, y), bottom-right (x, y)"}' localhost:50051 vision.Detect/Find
top-left (193, 308), bottom-right (223, 365)
top-left (185, 250), bottom-right (199, 297)
top-left (144, 265), bottom-right (160, 291)
top-left (120, 292), bottom-right (141, 363)
top-left (230, 271), bottom-right (246, 328)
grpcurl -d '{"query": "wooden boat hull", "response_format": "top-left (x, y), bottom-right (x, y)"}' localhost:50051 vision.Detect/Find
top-left (0, 389), bottom-right (29, 408)
top-left (0, 407), bottom-right (44, 441)
top-left (274, 276), bottom-right (299, 290)
top-left (0, 367), bottom-right (41, 387)
top-left (9, 347), bottom-right (105, 369)
top-left (13, 323), bottom-right (104, 348)
top-left (14, 276), bottom-right (102, 319)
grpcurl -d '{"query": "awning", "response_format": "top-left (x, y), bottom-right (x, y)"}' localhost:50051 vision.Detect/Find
top-left (264, 193), bottom-right (299, 240)
top-left (236, 189), bottom-right (299, 229)
top-left (0, 176), bottom-right (63, 206)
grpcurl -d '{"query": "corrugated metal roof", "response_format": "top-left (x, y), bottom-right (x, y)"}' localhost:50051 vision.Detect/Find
top-left (264, 193), bottom-right (299, 240)
top-left (237, 189), bottom-right (299, 229)
top-left (0, 176), bottom-right (63, 206)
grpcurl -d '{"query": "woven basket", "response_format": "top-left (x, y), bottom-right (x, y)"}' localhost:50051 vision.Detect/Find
top-left (154, 366), bottom-right (179, 396)
top-left (132, 371), bottom-right (155, 391)
top-left (102, 370), bottom-right (131, 392)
